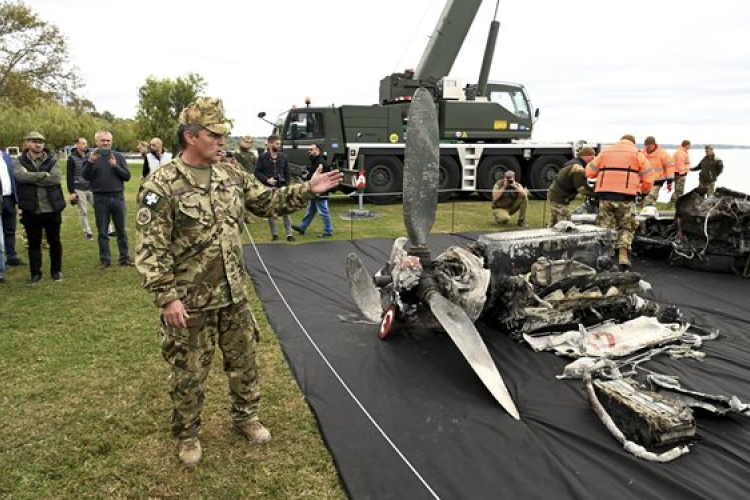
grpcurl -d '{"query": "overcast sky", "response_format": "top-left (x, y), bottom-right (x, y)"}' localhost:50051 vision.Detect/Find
top-left (32, 0), bottom-right (750, 145)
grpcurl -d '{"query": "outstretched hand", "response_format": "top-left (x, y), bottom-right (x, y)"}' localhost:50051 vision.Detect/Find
top-left (310, 166), bottom-right (343, 194)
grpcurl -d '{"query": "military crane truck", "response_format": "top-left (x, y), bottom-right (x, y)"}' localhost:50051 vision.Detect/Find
top-left (261, 0), bottom-right (590, 204)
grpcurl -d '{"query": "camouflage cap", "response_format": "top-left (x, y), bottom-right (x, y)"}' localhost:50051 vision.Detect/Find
top-left (178, 97), bottom-right (233, 135)
top-left (24, 131), bottom-right (46, 141)
top-left (241, 135), bottom-right (254, 142)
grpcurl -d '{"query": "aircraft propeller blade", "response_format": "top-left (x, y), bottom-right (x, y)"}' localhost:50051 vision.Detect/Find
top-left (403, 87), bottom-right (440, 249)
top-left (346, 253), bottom-right (383, 323)
top-left (425, 290), bottom-right (521, 420)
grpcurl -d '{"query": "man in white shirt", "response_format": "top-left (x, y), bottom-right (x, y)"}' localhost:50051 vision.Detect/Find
top-left (142, 137), bottom-right (172, 178)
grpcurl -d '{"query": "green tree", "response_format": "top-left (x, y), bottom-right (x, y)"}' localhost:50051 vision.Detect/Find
top-left (0, 1), bottom-right (81, 106)
top-left (0, 101), bottom-right (138, 152)
top-left (136, 73), bottom-right (206, 152)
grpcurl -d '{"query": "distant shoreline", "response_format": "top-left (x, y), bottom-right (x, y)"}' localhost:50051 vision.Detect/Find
top-left (657, 144), bottom-right (750, 149)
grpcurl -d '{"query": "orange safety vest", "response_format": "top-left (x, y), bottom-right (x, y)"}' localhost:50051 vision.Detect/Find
top-left (673, 146), bottom-right (691, 177)
top-left (641, 146), bottom-right (674, 182)
top-left (586, 140), bottom-right (655, 196)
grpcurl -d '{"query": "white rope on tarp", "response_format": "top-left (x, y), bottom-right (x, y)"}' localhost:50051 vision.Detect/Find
top-left (243, 224), bottom-right (442, 500)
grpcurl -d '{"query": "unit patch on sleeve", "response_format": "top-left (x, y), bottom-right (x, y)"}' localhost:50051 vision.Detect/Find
top-left (136, 207), bottom-right (152, 226)
top-left (144, 191), bottom-right (161, 207)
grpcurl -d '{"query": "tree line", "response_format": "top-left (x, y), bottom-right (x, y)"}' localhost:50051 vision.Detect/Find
top-left (1, 1), bottom-right (205, 153)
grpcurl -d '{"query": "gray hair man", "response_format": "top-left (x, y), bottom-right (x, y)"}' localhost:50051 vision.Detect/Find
top-left (82, 130), bottom-right (133, 268)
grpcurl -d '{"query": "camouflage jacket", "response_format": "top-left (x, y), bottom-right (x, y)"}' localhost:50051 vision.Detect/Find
top-left (234, 150), bottom-right (257, 174)
top-left (693, 155), bottom-right (724, 183)
top-left (135, 158), bottom-right (314, 310)
top-left (548, 159), bottom-right (594, 204)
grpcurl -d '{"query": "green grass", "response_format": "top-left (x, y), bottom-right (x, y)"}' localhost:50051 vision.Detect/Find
top-left (1, 165), bottom-right (551, 499)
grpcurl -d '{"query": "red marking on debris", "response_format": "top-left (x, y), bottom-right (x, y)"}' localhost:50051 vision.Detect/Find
top-left (379, 306), bottom-right (397, 340)
top-left (591, 332), bottom-right (616, 350)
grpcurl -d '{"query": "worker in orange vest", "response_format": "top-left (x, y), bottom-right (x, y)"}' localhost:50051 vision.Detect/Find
top-left (586, 134), bottom-right (655, 270)
top-left (669, 139), bottom-right (691, 208)
top-left (641, 136), bottom-right (674, 208)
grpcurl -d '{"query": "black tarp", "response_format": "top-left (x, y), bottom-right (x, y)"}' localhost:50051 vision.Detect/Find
top-left (244, 234), bottom-right (750, 500)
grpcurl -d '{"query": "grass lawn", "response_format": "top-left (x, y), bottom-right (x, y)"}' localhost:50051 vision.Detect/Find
top-left (1, 163), bottom-right (551, 499)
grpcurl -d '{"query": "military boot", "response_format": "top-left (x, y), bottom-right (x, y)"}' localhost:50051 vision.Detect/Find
top-left (234, 417), bottom-right (272, 444)
top-left (618, 247), bottom-right (632, 272)
top-left (177, 437), bottom-right (202, 468)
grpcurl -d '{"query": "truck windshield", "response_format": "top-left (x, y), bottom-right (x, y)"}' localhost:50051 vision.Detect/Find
top-left (274, 112), bottom-right (289, 137)
top-left (284, 111), bottom-right (325, 140)
top-left (489, 89), bottom-right (531, 119)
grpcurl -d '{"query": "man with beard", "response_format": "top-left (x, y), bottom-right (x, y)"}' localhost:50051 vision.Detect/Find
top-left (254, 135), bottom-right (294, 241)
top-left (12, 132), bottom-right (65, 283)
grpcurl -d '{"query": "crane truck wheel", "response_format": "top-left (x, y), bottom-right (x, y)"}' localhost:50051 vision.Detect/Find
top-left (438, 156), bottom-right (460, 203)
top-left (365, 156), bottom-right (403, 205)
top-left (529, 155), bottom-right (568, 199)
top-left (477, 156), bottom-right (522, 200)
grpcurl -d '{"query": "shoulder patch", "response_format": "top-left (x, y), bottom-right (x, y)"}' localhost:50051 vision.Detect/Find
top-left (143, 191), bottom-right (162, 208)
top-left (136, 207), bottom-right (152, 225)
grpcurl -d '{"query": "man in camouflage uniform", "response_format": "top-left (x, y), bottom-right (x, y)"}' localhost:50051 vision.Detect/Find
top-left (491, 170), bottom-right (529, 227)
top-left (547, 146), bottom-right (595, 226)
top-left (585, 135), bottom-right (654, 270)
top-left (691, 144), bottom-right (724, 196)
top-left (135, 97), bottom-right (342, 468)
top-left (234, 136), bottom-right (257, 174)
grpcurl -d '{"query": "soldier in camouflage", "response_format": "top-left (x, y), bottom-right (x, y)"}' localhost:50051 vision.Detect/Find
top-left (547, 146), bottom-right (595, 226)
top-left (135, 97), bottom-right (342, 468)
top-left (691, 144), bottom-right (724, 196)
top-left (585, 135), bottom-right (654, 271)
top-left (234, 136), bottom-right (257, 174)
top-left (491, 170), bottom-right (529, 227)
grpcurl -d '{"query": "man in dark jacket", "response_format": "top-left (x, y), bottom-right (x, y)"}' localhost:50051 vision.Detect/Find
top-left (691, 145), bottom-right (724, 196)
top-left (292, 143), bottom-right (333, 237)
top-left (82, 130), bottom-right (134, 268)
top-left (255, 135), bottom-right (294, 241)
top-left (67, 137), bottom-right (97, 239)
top-left (12, 131), bottom-right (65, 284)
top-left (547, 146), bottom-right (595, 226)
top-left (1, 133), bottom-right (23, 267)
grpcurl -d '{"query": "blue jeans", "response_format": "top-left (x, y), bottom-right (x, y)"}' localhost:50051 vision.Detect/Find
top-left (298, 198), bottom-right (333, 236)
top-left (93, 192), bottom-right (130, 263)
top-left (1, 196), bottom-right (19, 262)
top-left (0, 213), bottom-right (5, 278)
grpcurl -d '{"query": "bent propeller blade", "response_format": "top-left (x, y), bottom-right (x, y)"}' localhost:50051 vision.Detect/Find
top-left (345, 253), bottom-right (383, 323)
top-left (426, 291), bottom-right (521, 420)
top-left (403, 87), bottom-right (440, 249)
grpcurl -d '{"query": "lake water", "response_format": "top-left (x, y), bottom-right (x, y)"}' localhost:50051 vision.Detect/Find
top-left (654, 147), bottom-right (749, 202)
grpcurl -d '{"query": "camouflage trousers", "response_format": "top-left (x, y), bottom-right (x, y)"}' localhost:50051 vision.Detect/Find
top-left (669, 175), bottom-right (686, 206)
top-left (161, 300), bottom-right (260, 439)
top-left (643, 181), bottom-right (665, 207)
top-left (597, 200), bottom-right (639, 250)
top-left (548, 202), bottom-right (571, 226)
top-left (493, 197), bottom-right (528, 224)
top-left (699, 179), bottom-right (716, 196)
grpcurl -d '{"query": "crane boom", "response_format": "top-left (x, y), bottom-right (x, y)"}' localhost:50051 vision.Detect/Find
top-left (414, 0), bottom-right (484, 83)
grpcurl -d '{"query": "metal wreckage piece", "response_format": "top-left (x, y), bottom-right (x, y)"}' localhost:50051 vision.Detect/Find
top-left (635, 187), bottom-right (750, 277)
top-left (344, 90), bottom-right (746, 452)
